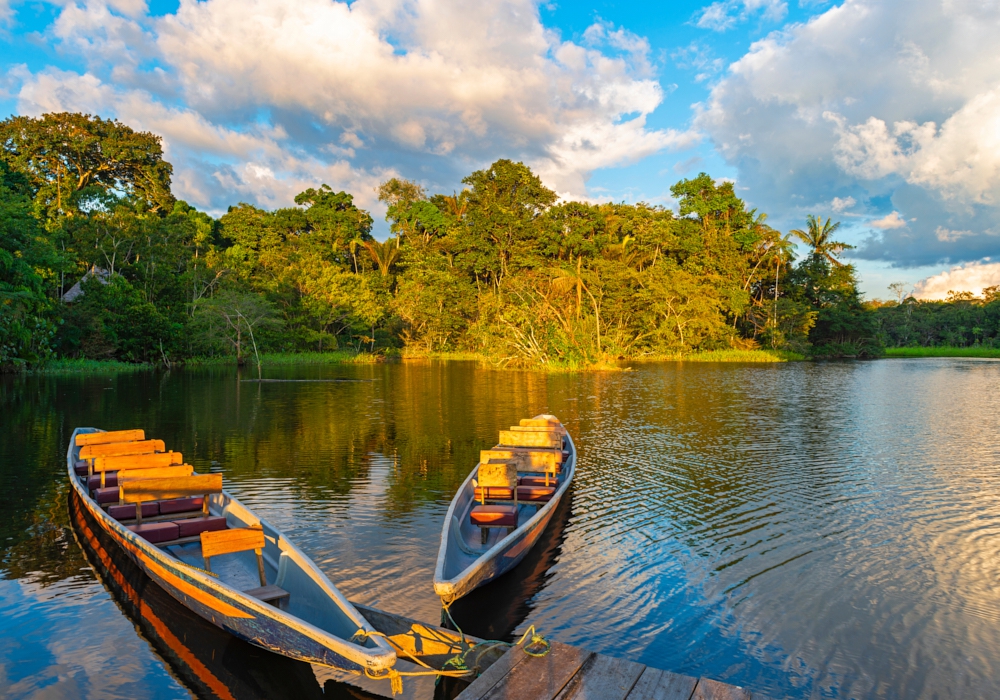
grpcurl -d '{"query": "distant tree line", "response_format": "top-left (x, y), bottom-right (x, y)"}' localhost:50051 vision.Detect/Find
top-left (2, 112), bottom-right (892, 371)
top-left (870, 288), bottom-right (1000, 348)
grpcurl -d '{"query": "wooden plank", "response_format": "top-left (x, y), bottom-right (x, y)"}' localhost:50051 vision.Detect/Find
top-left (482, 448), bottom-right (563, 471)
top-left (351, 603), bottom-right (508, 673)
top-left (554, 653), bottom-right (645, 700)
top-left (93, 451), bottom-right (183, 472)
top-left (75, 429), bottom-right (144, 446)
top-left (498, 430), bottom-right (562, 449)
top-left (120, 474), bottom-right (222, 504)
top-left (512, 425), bottom-right (567, 435)
top-left (519, 418), bottom-right (562, 428)
top-left (245, 584), bottom-right (289, 603)
top-left (455, 645), bottom-right (530, 700)
top-left (80, 439), bottom-right (165, 459)
top-left (479, 462), bottom-right (517, 488)
top-left (475, 641), bottom-right (592, 700)
top-left (691, 678), bottom-right (752, 700)
top-left (626, 667), bottom-right (698, 700)
top-left (201, 527), bottom-right (264, 559)
top-left (118, 465), bottom-right (194, 481)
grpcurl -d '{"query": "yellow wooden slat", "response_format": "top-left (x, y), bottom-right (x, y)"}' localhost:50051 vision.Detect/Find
top-left (92, 451), bottom-right (182, 473)
top-left (201, 527), bottom-right (264, 559)
top-left (498, 430), bottom-right (561, 449)
top-left (117, 465), bottom-right (194, 481)
top-left (481, 449), bottom-right (562, 471)
top-left (519, 417), bottom-right (562, 428)
top-left (75, 429), bottom-right (145, 447)
top-left (120, 474), bottom-right (222, 504)
top-left (80, 439), bottom-right (165, 460)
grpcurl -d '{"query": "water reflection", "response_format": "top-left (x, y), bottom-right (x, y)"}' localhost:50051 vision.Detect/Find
top-left (4, 359), bottom-right (1000, 699)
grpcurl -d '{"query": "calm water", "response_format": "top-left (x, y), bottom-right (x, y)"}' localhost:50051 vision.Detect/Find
top-left (2, 359), bottom-right (1000, 699)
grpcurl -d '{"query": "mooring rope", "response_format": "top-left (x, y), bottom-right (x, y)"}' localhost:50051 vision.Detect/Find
top-left (350, 600), bottom-right (551, 696)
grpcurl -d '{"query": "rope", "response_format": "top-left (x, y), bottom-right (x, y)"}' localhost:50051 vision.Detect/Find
top-left (350, 600), bottom-right (551, 696)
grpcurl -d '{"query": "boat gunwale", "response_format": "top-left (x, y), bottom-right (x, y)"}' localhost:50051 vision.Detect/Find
top-left (66, 427), bottom-right (396, 672)
top-left (432, 431), bottom-right (576, 599)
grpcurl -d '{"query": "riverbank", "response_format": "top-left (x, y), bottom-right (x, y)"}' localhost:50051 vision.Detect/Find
top-left (885, 346), bottom-right (1000, 358)
top-left (24, 348), bottom-right (804, 374)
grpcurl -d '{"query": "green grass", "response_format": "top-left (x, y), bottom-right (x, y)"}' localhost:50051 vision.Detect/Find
top-left (185, 350), bottom-right (380, 366)
top-left (31, 358), bottom-right (154, 374)
top-left (885, 346), bottom-right (1000, 358)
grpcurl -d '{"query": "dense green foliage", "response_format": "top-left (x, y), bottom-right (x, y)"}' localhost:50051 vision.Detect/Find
top-left (1, 112), bottom-right (888, 370)
top-left (872, 288), bottom-right (1000, 349)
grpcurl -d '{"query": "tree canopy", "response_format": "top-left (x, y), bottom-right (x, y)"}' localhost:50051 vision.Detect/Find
top-left (0, 111), bottom-right (899, 370)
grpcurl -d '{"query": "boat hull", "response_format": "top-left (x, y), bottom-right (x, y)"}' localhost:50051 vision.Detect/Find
top-left (434, 432), bottom-right (576, 603)
top-left (67, 428), bottom-right (394, 674)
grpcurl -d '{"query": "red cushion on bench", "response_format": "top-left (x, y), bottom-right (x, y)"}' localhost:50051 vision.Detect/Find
top-left (517, 485), bottom-right (555, 502)
top-left (518, 475), bottom-right (555, 487)
top-left (108, 503), bottom-right (159, 521)
top-left (470, 505), bottom-right (517, 528)
top-left (175, 516), bottom-right (227, 538)
top-left (126, 522), bottom-right (179, 544)
top-left (473, 486), bottom-right (515, 501)
top-left (158, 497), bottom-right (204, 515)
top-left (75, 462), bottom-right (89, 475)
top-left (87, 473), bottom-right (118, 490)
top-left (94, 486), bottom-right (119, 504)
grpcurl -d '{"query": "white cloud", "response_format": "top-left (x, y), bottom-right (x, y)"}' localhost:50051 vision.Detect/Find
top-left (913, 260), bottom-right (1000, 300)
top-left (870, 211), bottom-right (906, 229)
top-left (695, 0), bottom-right (787, 32)
top-left (9, 0), bottom-right (692, 214)
top-left (934, 226), bottom-right (973, 243)
top-left (831, 196), bottom-right (855, 212)
top-left (697, 0), bottom-right (1000, 267)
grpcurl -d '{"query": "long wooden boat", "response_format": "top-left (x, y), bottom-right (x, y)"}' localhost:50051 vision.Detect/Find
top-left (433, 415), bottom-right (576, 603)
top-left (66, 427), bottom-right (396, 676)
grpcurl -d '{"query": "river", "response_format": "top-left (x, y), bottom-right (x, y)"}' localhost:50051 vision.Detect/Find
top-left (2, 358), bottom-right (999, 699)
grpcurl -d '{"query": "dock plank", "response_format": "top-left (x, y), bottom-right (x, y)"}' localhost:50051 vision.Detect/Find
top-left (455, 645), bottom-right (530, 700)
top-left (626, 667), bottom-right (699, 700)
top-left (471, 641), bottom-right (593, 700)
top-left (554, 653), bottom-right (646, 700)
top-left (691, 677), bottom-right (753, 700)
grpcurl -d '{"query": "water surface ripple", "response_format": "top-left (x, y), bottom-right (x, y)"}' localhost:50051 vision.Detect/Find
top-left (2, 359), bottom-right (1000, 699)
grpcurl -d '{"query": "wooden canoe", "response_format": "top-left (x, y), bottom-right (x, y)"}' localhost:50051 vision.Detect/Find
top-left (433, 416), bottom-right (576, 603)
top-left (66, 427), bottom-right (396, 675)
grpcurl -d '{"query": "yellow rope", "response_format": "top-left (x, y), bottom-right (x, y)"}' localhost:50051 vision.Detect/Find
top-left (351, 600), bottom-right (551, 696)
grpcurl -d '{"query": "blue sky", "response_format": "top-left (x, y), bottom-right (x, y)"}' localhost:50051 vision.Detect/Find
top-left (3, 0), bottom-right (1000, 299)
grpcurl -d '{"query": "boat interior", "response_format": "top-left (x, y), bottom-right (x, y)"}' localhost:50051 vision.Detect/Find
top-left (443, 415), bottom-right (571, 576)
top-left (71, 428), bottom-right (371, 644)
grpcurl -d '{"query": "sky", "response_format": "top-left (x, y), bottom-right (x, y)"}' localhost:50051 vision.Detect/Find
top-left (2, 0), bottom-right (999, 300)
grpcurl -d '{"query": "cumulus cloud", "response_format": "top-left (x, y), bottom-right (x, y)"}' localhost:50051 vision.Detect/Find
top-left (913, 260), bottom-right (1000, 300)
top-left (831, 196), bottom-right (855, 212)
top-left (8, 0), bottom-right (691, 214)
top-left (870, 211), bottom-right (906, 229)
top-left (697, 0), bottom-right (1000, 267)
top-left (695, 0), bottom-right (787, 32)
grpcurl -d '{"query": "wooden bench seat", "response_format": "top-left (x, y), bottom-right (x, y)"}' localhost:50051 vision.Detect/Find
top-left (244, 584), bottom-right (290, 605)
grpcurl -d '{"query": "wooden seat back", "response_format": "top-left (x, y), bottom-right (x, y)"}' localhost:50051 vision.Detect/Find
top-left (120, 473), bottom-right (222, 523)
top-left (481, 448), bottom-right (562, 471)
top-left (76, 429), bottom-right (144, 447)
top-left (201, 527), bottom-right (267, 585)
top-left (93, 452), bottom-right (183, 473)
top-left (80, 439), bottom-right (165, 460)
top-left (477, 462), bottom-right (517, 505)
top-left (498, 430), bottom-right (561, 449)
top-left (118, 465), bottom-right (194, 482)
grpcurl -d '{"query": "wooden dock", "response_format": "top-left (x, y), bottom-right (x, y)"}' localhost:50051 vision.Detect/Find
top-left (353, 602), bottom-right (778, 700)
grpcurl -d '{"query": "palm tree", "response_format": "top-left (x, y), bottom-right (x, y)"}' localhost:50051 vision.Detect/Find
top-left (789, 215), bottom-right (854, 266)
top-left (363, 239), bottom-right (402, 277)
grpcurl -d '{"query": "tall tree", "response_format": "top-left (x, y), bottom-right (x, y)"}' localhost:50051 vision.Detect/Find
top-left (790, 215), bottom-right (854, 267)
top-left (0, 112), bottom-right (175, 222)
